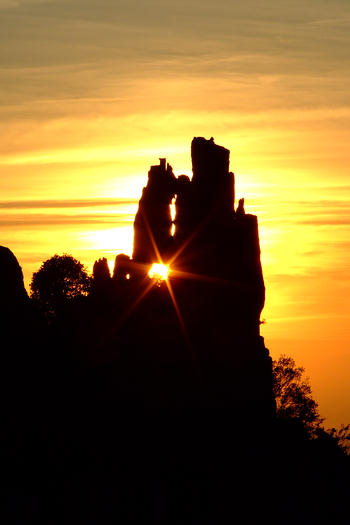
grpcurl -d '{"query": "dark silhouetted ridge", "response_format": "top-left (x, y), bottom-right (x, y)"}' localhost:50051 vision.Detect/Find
top-left (2, 139), bottom-right (348, 524)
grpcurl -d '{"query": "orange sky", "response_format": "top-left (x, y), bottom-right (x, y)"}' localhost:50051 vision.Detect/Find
top-left (1, 0), bottom-right (349, 427)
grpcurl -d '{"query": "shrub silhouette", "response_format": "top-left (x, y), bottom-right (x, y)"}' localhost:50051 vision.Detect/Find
top-left (30, 254), bottom-right (91, 318)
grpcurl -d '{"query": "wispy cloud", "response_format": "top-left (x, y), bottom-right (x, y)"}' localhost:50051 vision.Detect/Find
top-left (0, 198), bottom-right (138, 209)
top-left (0, 0), bottom-right (49, 8)
top-left (297, 218), bottom-right (350, 226)
top-left (0, 214), bottom-right (133, 227)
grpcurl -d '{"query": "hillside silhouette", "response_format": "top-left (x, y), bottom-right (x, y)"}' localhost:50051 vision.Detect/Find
top-left (2, 138), bottom-right (349, 523)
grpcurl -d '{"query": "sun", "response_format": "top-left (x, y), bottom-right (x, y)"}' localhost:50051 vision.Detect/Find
top-left (149, 263), bottom-right (169, 281)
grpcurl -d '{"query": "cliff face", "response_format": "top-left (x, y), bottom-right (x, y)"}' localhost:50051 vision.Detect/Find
top-left (132, 137), bottom-right (265, 335)
top-left (77, 137), bottom-right (273, 415)
top-left (127, 138), bottom-right (273, 415)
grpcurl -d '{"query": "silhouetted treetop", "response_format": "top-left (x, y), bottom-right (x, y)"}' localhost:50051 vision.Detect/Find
top-left (272, 355), bottom-right (323, 433)
top-left (30, 254), bottom-right (91, 317)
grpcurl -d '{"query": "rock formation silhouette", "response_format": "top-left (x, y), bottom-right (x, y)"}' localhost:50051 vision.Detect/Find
top-left (2, 142), bottom-right (349, 524)
top-left (91, 257), bottom-right (111, 295)
top-left (121, 137), bottom-right (272, 415)
top-left (63, 140), bottom-right (348, 521)
top-left (133, 157), bottom-right (176, 265)
top-left (0, 245), bottom-right (29, 315)
top-left (132, 137), bottom-right (264, 324)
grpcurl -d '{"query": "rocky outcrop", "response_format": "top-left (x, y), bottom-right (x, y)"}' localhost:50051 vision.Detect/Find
top-left (99, 137), bottom-right (273, 416)
top-left (133, 158), bottom-right (176, 264)
top-left (0, 246), bottom-right (29, 317)
top-left (132, 137), bottom-right (265, 332)
top-left (0, 247), bottom-right (44, 418)
top-left (113, 254), bottom-right (132, 280)
top-left (62, 138), bottom-right (274, 418)
top-left (91, 257), bottom-right (111, 295)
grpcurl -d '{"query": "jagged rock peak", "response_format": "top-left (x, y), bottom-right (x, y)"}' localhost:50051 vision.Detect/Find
top-left (191, 137), bottom-right (230, 183)
top-left (93, 257), bottom-right (111, 281)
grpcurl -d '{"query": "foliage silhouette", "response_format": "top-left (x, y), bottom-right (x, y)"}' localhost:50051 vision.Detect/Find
top-left (30, 254), bottom-right (91, 318)
top-left (326, 424), bottom-right (350, 452)
top-left (272, 354), bottom-right (350, 457)
top-left (313, 423), bottom-right (350, 456)
top-left (272, 354), bottom-right (323, 434)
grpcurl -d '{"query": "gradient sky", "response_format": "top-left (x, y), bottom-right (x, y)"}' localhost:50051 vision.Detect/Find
top-left (1, 0), bottom-right (349, 427)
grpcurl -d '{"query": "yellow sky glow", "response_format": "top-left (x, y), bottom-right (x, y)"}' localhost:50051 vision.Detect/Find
top-left (1, 0), bottom-right (350, 427)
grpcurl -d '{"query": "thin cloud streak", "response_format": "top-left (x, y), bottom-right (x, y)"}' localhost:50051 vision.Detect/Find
top-left (0, 214), bottom-right (133, 227)
top-left (0, 0), bottom-right (49, 7)
top-left (0, 198), bottom-right (138, 209)
top-left (297, 218), bottom-right (350, 226)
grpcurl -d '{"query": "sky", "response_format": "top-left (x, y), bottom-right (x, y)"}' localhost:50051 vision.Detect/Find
top-left (1, 0), bottom-right (349, 427)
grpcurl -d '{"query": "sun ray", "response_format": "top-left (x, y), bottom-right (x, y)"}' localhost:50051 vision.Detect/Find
top-left (164, 276), bottom-right (199, 372)
top-left (84, 276), bottom-right (157, 355)
top-left (168, 210), bottom-right (213, 267)
top-left (135, 210), bottom-right (199, 367)
top-left (168, 268), bottom-right (254, 291)
top-left (141, 208), bottom-right (164, 264)
top-left (115, 278), bottom-right (155, 330)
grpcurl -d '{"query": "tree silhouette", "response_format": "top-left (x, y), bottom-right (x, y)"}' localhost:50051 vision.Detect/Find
top-left (272, 355), bottom-right (323, 434)
top-left (30, 254), bottom-right (91, 318)
top-left (273, 355), bottom-right (350, 457)
top-left (314, 424), bottom-right (350, 455)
